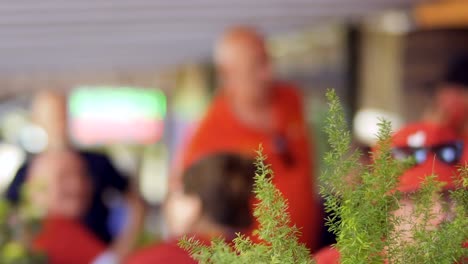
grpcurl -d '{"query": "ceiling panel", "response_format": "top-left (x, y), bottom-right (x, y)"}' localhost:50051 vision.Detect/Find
top-left (0, 0), bottom-right (421, 74)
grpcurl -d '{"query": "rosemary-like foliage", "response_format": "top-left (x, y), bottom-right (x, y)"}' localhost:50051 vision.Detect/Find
top-left (321, 89), bottom-right (467, 264)
top-left (179, 145), bottom-right (313, 264)
top-left (180, 89), bottom-right (467, 264)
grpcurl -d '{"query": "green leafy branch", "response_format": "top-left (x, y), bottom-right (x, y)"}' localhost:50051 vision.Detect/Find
top-left (180, 89), bottom-right (467, 264)
top-left (321, 89), bottom-right (467, 264)
top-left (179, 145), bottom-right (313, 264)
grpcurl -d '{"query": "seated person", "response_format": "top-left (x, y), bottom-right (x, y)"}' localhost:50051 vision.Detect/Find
top-left (6, 90), bottom-right (144, 260)
top-left (315, 122), bottom-right (466, 264)
top-left (26, 150), bottom-right (92, 220)
top-left (126, 153), bottom-right (255, 264)
top-left (27, 150), bottom-right (106, 264)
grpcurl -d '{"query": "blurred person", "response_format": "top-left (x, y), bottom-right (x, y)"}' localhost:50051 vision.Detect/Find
top-left (27, 150), bottom-right (107, 264)
top-left (126, 153), bottom-right (255, 264)
top-left (175, 26), bottom-right (321, 251)
top-left (425, 54), bottom-right (468, 136)
top-left (5, 90), bottom-right (144, 261)
top-left (315, 122), bottom-right (465, 264)
top-left (26, 150), bottom-right (92, 219)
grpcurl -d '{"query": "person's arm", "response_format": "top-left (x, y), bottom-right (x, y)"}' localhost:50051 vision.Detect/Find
top-left (110, 185), bottom-right (145, 261)
top-left (97, 154), bottom-right (146, 261)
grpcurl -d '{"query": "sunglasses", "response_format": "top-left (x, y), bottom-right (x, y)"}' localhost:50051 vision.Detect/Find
top-left (392, 141), bottom-right (463, 165)
top-left (273, 134), bottom-right (295, 167)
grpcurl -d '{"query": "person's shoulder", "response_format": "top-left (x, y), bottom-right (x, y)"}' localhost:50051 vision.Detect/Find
top-left (186, 94), bottom-right (232, 143)
top-left (274, 81), bottom-right (302, 97)
top-left (314, 246), bottom-right (340, 264)
top-left (126, 241), bottom-right (196, 264)
top-left (273, 81), bottom-right (303, 106)
top-left (273, 81), bottom-right (305, 119)
top-left (201, 93), bottom-right (231, 121)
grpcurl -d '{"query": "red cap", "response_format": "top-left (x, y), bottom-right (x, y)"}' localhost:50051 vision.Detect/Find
top-left (391, 122), bottom-right (462, 192)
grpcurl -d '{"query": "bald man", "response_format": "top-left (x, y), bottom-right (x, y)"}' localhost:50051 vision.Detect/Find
top-left (6, 90), bottom-right (144, 261)
top-left (177, 26), bottom-right (321, 251)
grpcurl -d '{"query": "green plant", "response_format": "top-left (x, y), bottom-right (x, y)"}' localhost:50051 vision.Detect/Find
top-left (179, 145), bottom-right (313, 264)
top-left (0, 186), bottom-right (47, 264)
top-left (180, 89), bottom-right (467, 264)
top-left (321, 89), bottom-right (467, 264)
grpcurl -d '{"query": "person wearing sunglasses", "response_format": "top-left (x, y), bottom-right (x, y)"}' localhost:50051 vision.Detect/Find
top-left (315, 122), bottom-right (466, 264)
top-left (390, 122), bottom-right (463, 192)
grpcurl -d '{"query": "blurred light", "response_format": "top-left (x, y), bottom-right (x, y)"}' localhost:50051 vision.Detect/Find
top-left (381, 11), bottom-right (411, 34)
top-left (69, 87), bottom-right (166, 146)
top-left (139, 145), bottom-right (168, 204)
top-left (0, 143), bottom-right (25, 191)
top-left (415, 1), bottom-right (468, 29)
top-left (19, 124), bottom-right (48, 153)
top-left (353, 108), bottom-right (403, 146)
top-left (1, 111), bottom-right (29, 144)
top-left (108, 145), bottom-right (141, 176)
top-left (173, 65), bottom-right (210, 120)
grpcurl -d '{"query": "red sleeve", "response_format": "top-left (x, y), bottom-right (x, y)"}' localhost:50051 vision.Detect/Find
top-left (34, 218), bottom-right (105, 264)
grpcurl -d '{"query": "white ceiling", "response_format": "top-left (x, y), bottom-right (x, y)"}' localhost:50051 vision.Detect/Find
top-left (0, 0), bottom-right (420, 73)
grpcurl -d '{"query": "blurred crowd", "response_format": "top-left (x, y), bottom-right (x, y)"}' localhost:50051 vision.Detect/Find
top-left (1, 26), bottom-right (467, 264)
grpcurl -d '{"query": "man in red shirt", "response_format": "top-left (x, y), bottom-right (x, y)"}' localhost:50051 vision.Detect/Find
top-left (174, 26), bottom-right (321, 251)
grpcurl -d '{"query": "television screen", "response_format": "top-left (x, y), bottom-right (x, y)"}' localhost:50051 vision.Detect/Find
top-left (69, 87), bottom-right (166, 145)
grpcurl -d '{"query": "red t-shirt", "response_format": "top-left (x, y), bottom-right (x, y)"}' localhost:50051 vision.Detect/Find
top-left (314, 247), bottom-right (340, 264)
top-left (33, 217), bottom-right (105, 264)
top-left (126, 237), bottom-right (209, 264)
top-left (179, 83), bottom-right (321, 250)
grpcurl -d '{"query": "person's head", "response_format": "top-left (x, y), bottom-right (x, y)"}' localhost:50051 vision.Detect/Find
top-left (433, 54), bottom-right (468, 131)
top-left (31, 90), bottom-right (69, 150)
top-left (390, 122), bottom-right (464, 240)
top-left (165, 153), bottom-right (255, 237)
top-left (27, 150), bottom-right (92, 219)
top-left (214, 26), bottom-right (273, 106)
